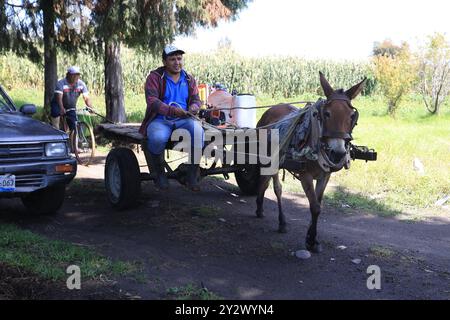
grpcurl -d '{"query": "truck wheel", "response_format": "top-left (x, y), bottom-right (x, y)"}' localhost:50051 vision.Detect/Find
top-left (234, 164), bottom-right (260, 196)
top-left (21, 185), bottom-right (66, 215)
top-left (105, 147), bottom-right (141, 210)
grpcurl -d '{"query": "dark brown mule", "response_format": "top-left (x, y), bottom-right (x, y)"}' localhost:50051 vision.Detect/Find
top-left (256, 72), bottom-right (366, 253)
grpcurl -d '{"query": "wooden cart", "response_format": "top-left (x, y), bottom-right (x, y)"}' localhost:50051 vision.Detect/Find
top-left (97, 123), bottom-right (260, 210)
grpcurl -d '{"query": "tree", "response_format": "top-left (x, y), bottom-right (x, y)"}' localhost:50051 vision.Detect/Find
top-left (1, 0), bottom-right (250, 123)
top-left (373, 39), bottom-right (402, 58)
top-left (92, 0), bottom-right (251, 123)
top-left (418, 33), bottom-right (450, 115)
top-left (1, 0), bottom-right (94, 119)
top-left (373, 41), bottom-right (418, 116)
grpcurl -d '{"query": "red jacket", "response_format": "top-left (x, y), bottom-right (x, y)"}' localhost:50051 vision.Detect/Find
top-left (138, 67), bottom-right (202, 136)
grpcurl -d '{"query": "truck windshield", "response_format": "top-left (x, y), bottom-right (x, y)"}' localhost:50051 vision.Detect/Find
top-left (0, 86), bottom-right (16, 112)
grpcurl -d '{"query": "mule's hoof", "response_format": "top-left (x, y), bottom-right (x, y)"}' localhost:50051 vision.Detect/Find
top-left (256, 211), bottom-right (264, 218)
top-left (306, 242), bottom-right (322, 253)
top-left (278, 225), bottom-right (287, 233)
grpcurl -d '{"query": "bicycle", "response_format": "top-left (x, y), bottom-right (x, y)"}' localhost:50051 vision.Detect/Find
top-left (62, 107), bottom-right (96, 166)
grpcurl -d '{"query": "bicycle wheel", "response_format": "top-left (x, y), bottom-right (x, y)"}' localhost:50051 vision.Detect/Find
top-left (74, 121), bottom-right (96, 166)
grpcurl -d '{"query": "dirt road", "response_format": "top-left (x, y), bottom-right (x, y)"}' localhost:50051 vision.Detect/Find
top-left (1, 156), bottom-right (449, 299)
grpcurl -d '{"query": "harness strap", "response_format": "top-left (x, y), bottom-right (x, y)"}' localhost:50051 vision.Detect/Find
top-left (321, 130), bottom-right (353, 140)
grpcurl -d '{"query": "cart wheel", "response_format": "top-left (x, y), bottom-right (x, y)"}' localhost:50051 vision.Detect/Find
top-left (234, 164), bottom-right (260, 196)
top-left (105, 147), bottom-right (141, 210)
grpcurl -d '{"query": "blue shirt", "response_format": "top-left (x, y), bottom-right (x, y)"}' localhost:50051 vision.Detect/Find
top-left (156, 70), bottom-right (189, 119)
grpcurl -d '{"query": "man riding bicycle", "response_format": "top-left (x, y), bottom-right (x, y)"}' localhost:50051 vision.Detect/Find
top-left (50, 66), bottom-right (93, 130)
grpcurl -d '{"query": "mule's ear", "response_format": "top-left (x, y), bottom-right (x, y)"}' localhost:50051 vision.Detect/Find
top-left (345, 77), bottom-right (367, 100)
top-left (319, 71), bottom-right (334, 98)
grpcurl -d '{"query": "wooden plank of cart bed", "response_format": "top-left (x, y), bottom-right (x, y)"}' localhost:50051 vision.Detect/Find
top-left (97, 122), bottom-right (242, 144)
top-left (96, 123), bottom-right (144, 144)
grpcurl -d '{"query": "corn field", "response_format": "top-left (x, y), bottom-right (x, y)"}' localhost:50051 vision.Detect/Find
top-left (0, 48), bottom-right (377, 97)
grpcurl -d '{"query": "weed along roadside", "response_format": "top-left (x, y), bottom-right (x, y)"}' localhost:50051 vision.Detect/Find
top-left (0, 223), bottom-right (137, 299)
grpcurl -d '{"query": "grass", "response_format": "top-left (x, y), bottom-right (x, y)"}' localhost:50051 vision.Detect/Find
top-left (324, 186), bottom-right (403, 217)
top-left (189, 205), bottom-right (221, 218)
top-left (0, 223), bottom-right (136, 281)
top-left (369, 245), bottom-right (395, 258)
top-left (329, 94), bottom-right (450, 214)
top-left (6, 87), bottom-right (450, 216)
top-left (167, 283), bottom-right (223, 300)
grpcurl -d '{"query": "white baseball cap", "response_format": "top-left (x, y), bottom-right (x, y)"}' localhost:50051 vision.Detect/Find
top-left (162, 45), bottom-right (185, 59)
top-left (67, 66), bottom-right (81, 74)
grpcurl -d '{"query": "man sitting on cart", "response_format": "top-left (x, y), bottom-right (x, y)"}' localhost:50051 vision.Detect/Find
top-left (139, 45), bottom-right (204, 191)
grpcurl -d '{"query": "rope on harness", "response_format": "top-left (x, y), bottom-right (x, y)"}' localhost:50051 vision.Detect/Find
top-left (187, 99), bottom-right (351, 173)
top-left (186, 105), bottom-right (310, 131)
top-left (186, 103), bottom-right (313, 171)
top-left (185, 101), bottom-right (313, 132)
top-left (205, 101), bottom-right (314, 111)
top-left (187, 99), bottom-right (350, 176)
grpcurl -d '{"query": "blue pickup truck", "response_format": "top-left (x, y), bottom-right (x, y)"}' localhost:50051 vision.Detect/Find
top-left (0, 84), bottom-right (77, 215)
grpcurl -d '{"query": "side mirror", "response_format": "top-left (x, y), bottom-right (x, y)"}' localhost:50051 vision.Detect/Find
top-left (20, 104), bottom-right (37, 115)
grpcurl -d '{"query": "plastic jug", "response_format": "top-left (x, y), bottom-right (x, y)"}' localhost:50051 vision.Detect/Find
top-left (231, 94), bottom-right (257, 128)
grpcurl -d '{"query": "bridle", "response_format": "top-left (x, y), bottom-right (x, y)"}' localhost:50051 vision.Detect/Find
top-left (315, 93), bottom-right (359, 141)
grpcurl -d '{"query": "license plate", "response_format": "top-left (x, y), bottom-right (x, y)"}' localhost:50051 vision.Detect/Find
top-left (0, 174), bottom-right (15, 192)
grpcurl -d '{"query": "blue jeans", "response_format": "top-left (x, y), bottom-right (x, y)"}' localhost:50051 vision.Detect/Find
top-left (146, 117), bottom-right (204, 159)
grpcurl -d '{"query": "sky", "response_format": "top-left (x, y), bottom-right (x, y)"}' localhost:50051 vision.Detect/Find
top-left (174, 0), bottom-right (450, 61)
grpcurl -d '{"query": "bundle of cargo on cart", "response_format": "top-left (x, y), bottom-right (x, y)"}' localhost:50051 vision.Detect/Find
top-left (97, 83), bottom-right (377, 210)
